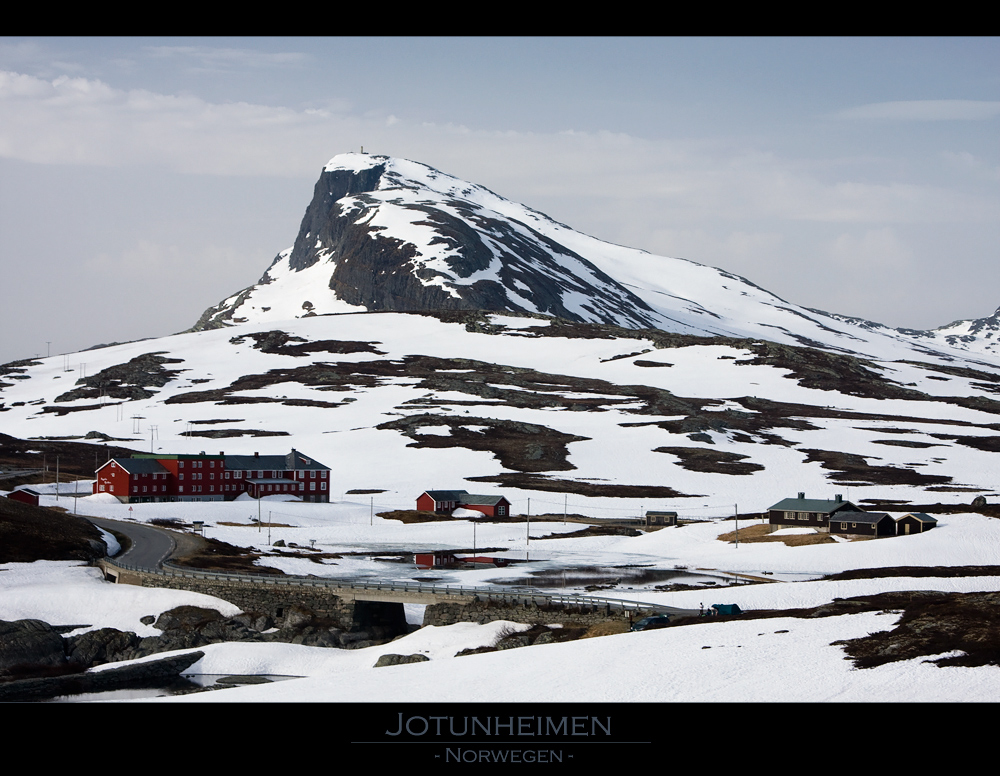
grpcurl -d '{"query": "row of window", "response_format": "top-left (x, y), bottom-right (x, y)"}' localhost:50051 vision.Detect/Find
top-left (99, 482), bottom-right (328, 495)
top-left (128, 470), bottom-right (330, 481)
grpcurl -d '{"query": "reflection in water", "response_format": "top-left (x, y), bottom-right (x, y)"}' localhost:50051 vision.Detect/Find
top-left (488, 566), bottom-right (725, 592)
top-left (49, 674), bottom-right (297, 702)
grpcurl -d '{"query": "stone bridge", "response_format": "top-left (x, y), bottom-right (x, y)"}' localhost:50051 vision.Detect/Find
top-left (97, 557), bottom-right (689, 631)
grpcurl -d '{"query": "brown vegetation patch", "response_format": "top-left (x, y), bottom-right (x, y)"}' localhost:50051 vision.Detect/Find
top-left (824, 565), bottom-right (1000, 580)
top-left (467, 472), bottom-right (701, 498)
top-left (716, 523), bottom-right (838, 546)
top-left (654, 446), bottom-right (765, 475)
top-left (180, 429), bottom-right (290, 438)
top-left (0, 431), bottom-right (144, 481)
top-left (54, 352), bottom-right (185, 403)
top-left (230, 330), bottom-right (386, 357)
top-left (0, 497), bottom-right (106, 563)
top-left (531, 524), bottom-right (642, 540)
top-left (832, 591), bottom-right (1000, 668)
top-left (169, 536), bottom-right (285, 575)
top-left (581, 621), bottom-right (630, 638)
top-left (378, 414), bottom-right (588, 473)
top-left (376, 510), bottom-right (457, 524)
top-left (870, 439), bottom-right (942, 448)
top-left (799, 448), bottom-right (953, 486)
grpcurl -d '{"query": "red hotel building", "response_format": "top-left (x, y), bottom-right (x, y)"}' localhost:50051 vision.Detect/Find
top-left (93, 449), bottom-right (330, 503)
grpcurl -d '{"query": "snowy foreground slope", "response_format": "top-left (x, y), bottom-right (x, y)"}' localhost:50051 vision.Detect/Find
top-left (3, 502), bottom-right (999, 702)
top-left (195, 153), bottom-right (1000, 361)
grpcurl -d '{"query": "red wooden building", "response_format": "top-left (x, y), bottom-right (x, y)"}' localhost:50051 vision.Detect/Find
top-left (416, 490), bottom-right (511, 517)
top-left (5, 487), bottom-right (42, 506)
top-left (93, 448), bottom-right (330, 504)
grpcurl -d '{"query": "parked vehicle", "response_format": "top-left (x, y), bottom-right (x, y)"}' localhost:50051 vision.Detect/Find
top-left (630, 615), bottom-right (672, 631)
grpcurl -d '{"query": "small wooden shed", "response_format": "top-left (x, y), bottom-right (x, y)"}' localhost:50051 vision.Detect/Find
top-left (895, 512), bottom-right (938, 535)
top-left (646, 511), bottom-right (678, 527)
top-left (5, 487), bottom-right (42, 506)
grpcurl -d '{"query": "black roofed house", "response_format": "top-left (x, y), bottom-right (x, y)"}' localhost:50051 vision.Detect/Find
top-left (895, 512), bottom-right (938, 536)
top-left (767, 492), bottom-right (862, 532)
top-left (416, 490), bottom-right (511, 517)
top-left (830, 511), bottom-right (896, 537)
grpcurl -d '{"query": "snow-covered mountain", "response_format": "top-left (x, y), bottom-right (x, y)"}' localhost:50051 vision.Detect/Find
top-left (3, 153), bottom-right (999, 515)
top-left (192, 153), bottom-right (998, 364)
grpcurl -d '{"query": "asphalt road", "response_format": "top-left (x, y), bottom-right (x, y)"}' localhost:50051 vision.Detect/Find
top-left (87, 516), bottom-right (180, 569)
top-left (84, 516), bottom-right (707, 618)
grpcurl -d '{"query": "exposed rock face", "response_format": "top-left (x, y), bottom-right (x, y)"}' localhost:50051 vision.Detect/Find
top-left (374, 653), bottom-right (429, 667)
top-left (192, 155), bottom-right (662, 332)
top-left (0, 620), bottom-right (69, 678)
top-left (0, 651), bottom-right (205, 702)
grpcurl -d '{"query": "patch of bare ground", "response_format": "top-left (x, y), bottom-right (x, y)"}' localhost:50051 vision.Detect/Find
top-left (53, 352), bottom-right (186, 403)
top-left (466, 473), bottom-right (701, 499)
top-left (531, 524), bottom-right (642, 539)
top-left (216, 521), bottom-right (295, 528)
top-left (582, 621), bottom-right (630, 638)
top-left (0, 496), bottom-right (106, 563)
top-left (799, 448), bottom-right (953, 486)
top-left (653, 446), bottom-right (764, 475)
top-left (377, 510), bottom-right (461, 524)
top-left (823, 565), bottom-right (1000, 580)
top-left (229, 330), bottom-right (386, 357)
top-left (168, 536), bottom-right (285, 575)
top-left (717, 523), bottom-right (840, 546)
top-left (181, 429), bottom-right (290, 438)
top-left (857, 501), bottom-right (1000, 517)
top-left (378, 414), bottom-right (587, 473)
top-left (831, 591), bottom-right (1000, 668)
top-left (0, 432), bottom-right (144, 483)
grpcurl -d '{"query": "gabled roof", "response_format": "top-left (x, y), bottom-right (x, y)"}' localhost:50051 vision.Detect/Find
top-left (898, 512), bottom-right (938, 523)
top-left (225, 450), bottom-right (329, 471)
top-left (460, 494), bottom-right (510, 506)
top-left (423, 490), bottom-right (469, 501)
top-left (768, 497), bottom-right (859, 514)
top-left (100, 458), bottom-right (170, 475)
top-left (831, 511), bottom-right (892, 524)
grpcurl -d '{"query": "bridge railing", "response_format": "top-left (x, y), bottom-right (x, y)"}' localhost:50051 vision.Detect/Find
top-left (98, 557), bottom-right (670, 613)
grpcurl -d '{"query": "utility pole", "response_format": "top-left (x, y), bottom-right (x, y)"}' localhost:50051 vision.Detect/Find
top-left (526, 498), bottom-right (530, 562)
top-left (55, 455), bottom-right (59, 501)
top-left (734, 503), bottom-right (739, 548)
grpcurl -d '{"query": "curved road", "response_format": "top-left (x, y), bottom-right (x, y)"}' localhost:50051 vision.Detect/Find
top-left (86, 516), bottom-right (702, 618)
top-left (88, 516), bottom-right (187, 569)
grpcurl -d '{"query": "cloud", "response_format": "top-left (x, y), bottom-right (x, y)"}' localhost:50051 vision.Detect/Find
top-left (833, 100), bottom-right (1000, 121)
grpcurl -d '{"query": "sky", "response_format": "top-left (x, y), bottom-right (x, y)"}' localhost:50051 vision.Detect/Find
top-left (1, 37), bottom-right (998, 365)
